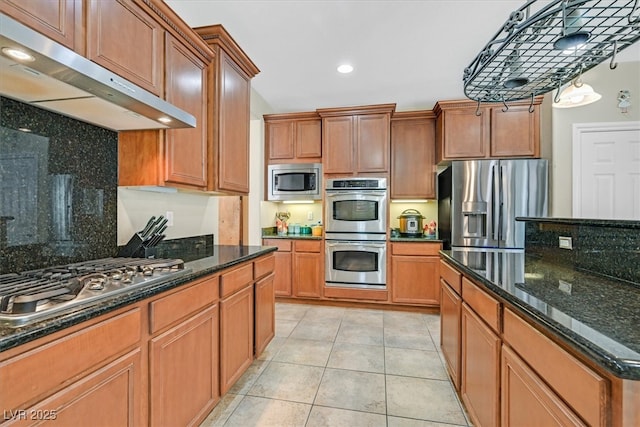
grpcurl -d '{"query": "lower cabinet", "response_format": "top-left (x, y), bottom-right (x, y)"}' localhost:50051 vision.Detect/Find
top-left (254, 273), bottom-right (275, 358)
top-left (150, 305), bottom-right (219, 427)
top-left (220, 285), bottom-right (254, 395)
top-left (263, 239), bottom-right (323, 299)
top-left (390, 242), bottom-right (441, 305)
top-left (440, 279), bottom-right (462, 391)
top-left (501, 345), bottom-right (586, 427)
top-left (263, 239), bottom-right (293, 296)
top-left (461, 302), bottom-right (501, 427)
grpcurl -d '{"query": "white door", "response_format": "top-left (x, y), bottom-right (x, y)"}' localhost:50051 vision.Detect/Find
top-left (573, 122), bottom-right (640, 220)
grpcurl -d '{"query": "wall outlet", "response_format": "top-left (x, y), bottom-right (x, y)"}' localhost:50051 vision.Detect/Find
top-left (165, 211), bottom-right (174, 226)
top-left (307, 211), bottom-right (313, 221)
top-left (558, 236), bottom-right (573, 250)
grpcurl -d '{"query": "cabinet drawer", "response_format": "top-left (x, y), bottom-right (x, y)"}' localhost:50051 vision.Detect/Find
top-left (294, 239), bottom-right (321, 253)
top-left (0, 308), bottom-right (141, 411)
top-left (461, 278), bottom-right (500, 332)
top-left (440, 260), bottom-right (461, 295)
top-left (391, 242), bottom-right (441, 256)
top-left (503, 308), bottom-right (608, 427)
top-left (254, 254), bottom-right (275, 280)
top-left (150, 275), bottom-right (219, 334)
top-left (220, 263), bottom-right (254, 298)
top-left (263, 239), bottom-right (292, 252)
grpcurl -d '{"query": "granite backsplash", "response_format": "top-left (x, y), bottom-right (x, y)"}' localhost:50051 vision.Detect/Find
top-left (0, 97), bottom-right (118, 274)
top-left (522, 217), bottom-right (640, 285)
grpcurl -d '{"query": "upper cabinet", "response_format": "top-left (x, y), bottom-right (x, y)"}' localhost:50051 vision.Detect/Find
top-left (195, 24), bottom-right (260, 194)
top-left (86, 0), bottom-right (164, 96)
top-left (264, 112), bottom-right (322, 164)
top-left (433, 98), bottom-right (542, 164)
top-left (318, 104), bottom-right (396, 175)
top-left (390, 110), bottom-right (436, 199)
top-left (0, 0), bottom-right (79, 50)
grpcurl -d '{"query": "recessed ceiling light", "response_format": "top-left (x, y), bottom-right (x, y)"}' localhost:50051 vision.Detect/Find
top-left (1, 47), bottom-right (35, 62)
top-left (337, 64), bottom-right (354, 74)
top-left (158, 117), bottom-right (172, 124)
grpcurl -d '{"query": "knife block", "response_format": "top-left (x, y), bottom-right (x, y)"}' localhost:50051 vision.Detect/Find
top-left (117, 233), bottom-right (157, 258)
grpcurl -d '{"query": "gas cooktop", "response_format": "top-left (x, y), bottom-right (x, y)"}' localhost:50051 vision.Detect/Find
top-left (0, 257), bottom-right (190, 327)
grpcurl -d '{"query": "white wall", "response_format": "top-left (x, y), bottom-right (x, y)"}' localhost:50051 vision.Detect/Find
top-left (117, 188), bottom-right (218, 245)
top-left (550, 60), bottom-right (640, 217)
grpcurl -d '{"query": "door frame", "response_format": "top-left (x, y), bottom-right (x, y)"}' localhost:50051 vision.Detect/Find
top-left (572, 121), bottom-right (640, 217)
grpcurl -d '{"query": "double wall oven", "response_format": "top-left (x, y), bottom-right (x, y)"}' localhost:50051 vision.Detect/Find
top-left (325, 178), bottom-right (387, 289)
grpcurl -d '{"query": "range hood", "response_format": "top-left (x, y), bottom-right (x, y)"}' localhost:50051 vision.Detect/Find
top-left (463, 0), bottom-right (640, 105)
top-left (0, 14), bottom-right (196, 131)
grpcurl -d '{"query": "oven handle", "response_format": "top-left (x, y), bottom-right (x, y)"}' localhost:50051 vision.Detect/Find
top-left (326, 241), bottom-right (386, 249)
top-left (325, 191), bottom-right (387, 197)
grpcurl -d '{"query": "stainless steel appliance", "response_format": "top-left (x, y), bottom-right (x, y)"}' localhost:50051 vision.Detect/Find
top-left (0, 14), bottom-right (194, 130)
top-left (397, 209), bottom-right (425, 237)
top-left (0, 257), bottom-right (190, 326)
top-left (438, 159), bottom-right (548, 249)
top-left (267, 163), bottom-right (322, 201)
top-left (325, 177), bottom-right (387, 234)
top-left (325, 177), bottom-right (387, 288)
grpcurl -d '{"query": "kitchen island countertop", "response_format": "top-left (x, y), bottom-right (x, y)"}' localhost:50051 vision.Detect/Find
top-left (0, 245), bottom-right (277, 353)
top-left (441, 249), bottom-right (640, 380)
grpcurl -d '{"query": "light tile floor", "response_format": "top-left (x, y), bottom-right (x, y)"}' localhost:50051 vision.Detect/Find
top-left (200, 302), bottom-right (472, 427)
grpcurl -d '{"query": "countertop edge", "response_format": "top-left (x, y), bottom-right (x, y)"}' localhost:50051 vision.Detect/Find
top-left (440, 250), bottom-right (640, 380)
top-left (0, 246), bottom-right (277, 353)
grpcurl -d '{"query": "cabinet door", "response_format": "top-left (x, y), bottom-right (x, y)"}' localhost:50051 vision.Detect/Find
top-left (267, 121), bottom-right (295, 160)
top-left (273, 250), bottom-right (293, 296)
top-left (24, 350), bottom-right (143, 426)
top-left (490, 105), bottom-right (540, 157)
top-left (391, 117), bottom-right (436, 198)
top-left (0, 0), bottom-right (77, 49)
top-left (215, 50), bottom-right (251, 193)
top-left (296, 119), bottom-right (322, 158)
top-left (323, 116), bottom-right (354, 174)
top-left (391, 255), bottom-right (440, 305)
top-left (293, 252), bottom-right (322, 298)
top-left (440, 280), bottom-right (462, 391)
top-left (440, 108), bottom-right (489, 159)
top-left (220, 285), bottom-right (254, 394)
top-left (255, 274), bottom-right (275, 357)
top-left (164, 34), bottom-right (208, 188)
top-left (502, 345), bottom-right (586, 427)
top-left (150, 305), bottom-right (219, 427)
top-left (461, 302), bottom-right (501, 427)
top-left (86, 0), bottom-right (163, 95)
top-left (356, 114), bottom-right (389, 172)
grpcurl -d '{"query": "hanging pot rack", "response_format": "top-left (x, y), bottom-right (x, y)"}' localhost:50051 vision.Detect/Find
top-left (463, 0), bottom-right (640, 107)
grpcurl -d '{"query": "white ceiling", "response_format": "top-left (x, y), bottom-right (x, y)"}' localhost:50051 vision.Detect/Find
top-left (166, 0), bottom-right (640, 114)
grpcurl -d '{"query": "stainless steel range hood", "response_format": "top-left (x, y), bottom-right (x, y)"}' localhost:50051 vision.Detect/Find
top-left (0, 14), bottom-right (196, 131)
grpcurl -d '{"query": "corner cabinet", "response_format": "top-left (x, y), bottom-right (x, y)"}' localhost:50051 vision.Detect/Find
top-left (196, 24), bottom-right (260, 194)
top-left (434, 98), bottom-right (542, 164)
top-left (390, 110), bottom-right (436, 199)
top-left (318, 104), bottom-right (396, 174)
top-left (264, 112), bottom-right (322, 164)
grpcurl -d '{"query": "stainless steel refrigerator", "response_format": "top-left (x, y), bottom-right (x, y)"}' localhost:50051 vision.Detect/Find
top-left (438, 159), bottom-right (548, 249)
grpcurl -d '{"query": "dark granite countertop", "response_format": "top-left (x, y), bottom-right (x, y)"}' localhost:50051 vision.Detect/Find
top-left (517, 217), bottom-right (640, 229)
top-left (0, 245), bottom-right (276, 353)
top-left (441, 249), bottom-right (640, 380)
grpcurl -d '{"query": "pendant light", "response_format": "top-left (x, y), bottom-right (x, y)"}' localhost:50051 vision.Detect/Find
top-left (552, 77), bottom-right (602, 108)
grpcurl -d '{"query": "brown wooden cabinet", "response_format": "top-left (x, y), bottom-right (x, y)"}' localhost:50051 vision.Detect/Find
top-left (219, 265), bottom-right (255, 394)
top-left (501, 345), bottom-right (586, 427)
top-left (0, 0), bottom-right (79, 50)
top-left (195, 25), bottom-right (260, 194)
top-left (293, 240), bottom-right (323, 298)
top-left (254, 273), bottom-right (275, 357)
top-left (461, 301), bottom-right (501, 427)
top-left (264, 112), bottom-right (322, 163)
top-left (263, 239), bottom-right (293, 297)
top-left (440, 260), bottom-right (462, 392)
top-left (390, 111), bottom-right (436, 199)
top-left (86, 0), bottom-right (164, 96)
top-left (390, 242), bottom-right (441, 306)
top-left (434, 98), bottom-right (542, 164)
top-left (318, 104), bottom-right (395, 174)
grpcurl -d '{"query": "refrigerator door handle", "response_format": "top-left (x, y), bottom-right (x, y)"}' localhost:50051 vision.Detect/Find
top-left (492, 164), bottom-right (501, 242)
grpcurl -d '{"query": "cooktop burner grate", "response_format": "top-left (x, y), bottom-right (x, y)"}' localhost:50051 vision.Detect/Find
top-left (0, 257), bottom-right (189, 326)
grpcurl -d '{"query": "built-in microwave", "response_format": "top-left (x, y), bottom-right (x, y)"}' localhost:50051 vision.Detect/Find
top-left (267, 163), bottom-right (322, 201)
